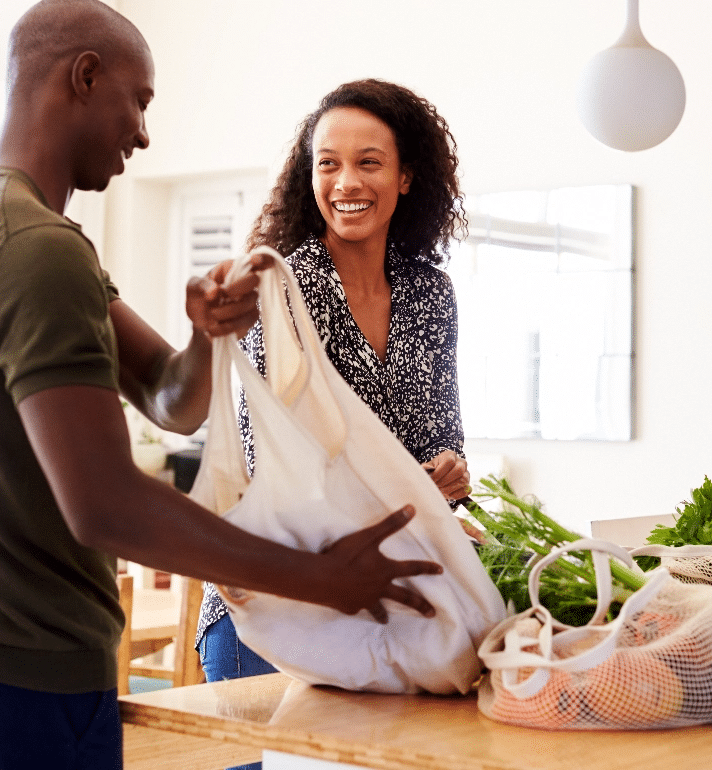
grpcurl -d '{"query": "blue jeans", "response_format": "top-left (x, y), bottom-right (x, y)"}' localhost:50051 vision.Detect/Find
top-left (199, 614), bottom-right (277, 770)
top-left (0, 682), bottom-right (122, 769)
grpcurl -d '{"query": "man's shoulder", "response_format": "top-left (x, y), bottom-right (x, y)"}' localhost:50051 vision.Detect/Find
top-left (1, 171), bottom-right (94, 264)
top-left (0, 169), bottom-right (83, 247)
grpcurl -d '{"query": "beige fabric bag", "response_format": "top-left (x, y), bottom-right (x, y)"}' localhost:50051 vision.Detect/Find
top-left (190, 246), bottom-right (506, 694)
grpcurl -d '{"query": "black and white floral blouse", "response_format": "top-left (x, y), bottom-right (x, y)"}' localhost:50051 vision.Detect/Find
top-left (196, 235), bottom-right (465, 646)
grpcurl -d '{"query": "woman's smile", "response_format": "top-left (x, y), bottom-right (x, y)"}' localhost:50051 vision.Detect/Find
top-left (333, 200), bottom-right (373, 214)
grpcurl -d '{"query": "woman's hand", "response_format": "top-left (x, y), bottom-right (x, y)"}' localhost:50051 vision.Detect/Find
top-left (423, 454), bottom-right (488, 543)
top-left (423, 450), bottom-right (470, 502)
top-left (458, 517), bottom-right (488, 545)
top-left (320, 506), bottom-right (442, 624)
top-left (185, 251), bottom-right (273, 340)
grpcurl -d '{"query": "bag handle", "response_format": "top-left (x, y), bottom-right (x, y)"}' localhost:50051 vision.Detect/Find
top-left (479, 539), bottom-right (669, 698)
top-left (224, 246), bottom-right (347, 460)
top-left (630, 543), bottom-right (712, 559)
top-left (528, 538), bottom-right (634, 626)
top-left (187, 269), bottom-right (252, 514)
top-left (192, 245), bottom-right (350, 515)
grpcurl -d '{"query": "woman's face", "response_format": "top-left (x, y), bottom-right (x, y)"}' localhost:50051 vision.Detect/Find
top-left (311, 106), bottom-right (412, 253)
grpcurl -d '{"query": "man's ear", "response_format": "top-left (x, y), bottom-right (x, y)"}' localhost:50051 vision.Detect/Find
top-left (71, 52), bottom-right (101, 100)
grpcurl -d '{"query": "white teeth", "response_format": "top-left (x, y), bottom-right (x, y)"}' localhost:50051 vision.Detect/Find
top-left (334, 202), bottom-right (370, 212)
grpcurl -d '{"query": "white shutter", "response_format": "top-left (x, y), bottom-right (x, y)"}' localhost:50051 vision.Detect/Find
top-left (188, 213), bottom-right (235, 276)
top-left (169, 171), bottom-right (268, 349)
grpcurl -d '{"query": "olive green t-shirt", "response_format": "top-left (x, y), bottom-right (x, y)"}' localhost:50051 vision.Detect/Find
top-left (0, 168), bottom-right (123, 693)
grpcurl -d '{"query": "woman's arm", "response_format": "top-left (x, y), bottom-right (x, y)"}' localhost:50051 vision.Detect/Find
top-left (421, 274), bottom-right (469, 500)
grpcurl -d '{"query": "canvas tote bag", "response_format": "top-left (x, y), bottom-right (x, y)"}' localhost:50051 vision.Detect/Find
top-left (189, 246), bottom-right (506, 694)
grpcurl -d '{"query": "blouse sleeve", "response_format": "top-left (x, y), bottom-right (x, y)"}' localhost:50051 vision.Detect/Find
top-left (421, 273), bottom-right (465, 463)
top-left (237, 320), bottom-right (267, 476)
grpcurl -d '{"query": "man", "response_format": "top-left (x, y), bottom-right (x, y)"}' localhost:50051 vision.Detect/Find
top-left (0, 2), bottom-right (441, 767)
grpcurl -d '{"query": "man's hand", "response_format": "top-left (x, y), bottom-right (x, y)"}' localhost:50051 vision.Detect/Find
top-left (423, 450), bottom-right (470, 502)
top-left (320, 506), bottom-right (443, 624)
top-left (186, 251), bottom-right (273, 339)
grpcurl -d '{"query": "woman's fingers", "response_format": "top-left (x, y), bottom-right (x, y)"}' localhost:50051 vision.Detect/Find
top-left (459, 517), bottom-right (487, 544)
top-left (424, 453), bottom-right (470, 502)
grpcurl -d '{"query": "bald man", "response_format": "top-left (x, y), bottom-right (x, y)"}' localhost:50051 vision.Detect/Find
top-left (0, 2), bottom-right (441, 767)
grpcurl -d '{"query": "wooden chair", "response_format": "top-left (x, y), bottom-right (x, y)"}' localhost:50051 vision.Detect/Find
top-left (117, 573), bottom-right (205, 696)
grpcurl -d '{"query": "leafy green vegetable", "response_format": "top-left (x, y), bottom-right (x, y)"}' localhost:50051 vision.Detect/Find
top-left (646, 476), bottom-right (712, 546)
top-left (462, 475), bottom-right (647, 625)
top-left (634, 476), bottom-right (712, 572)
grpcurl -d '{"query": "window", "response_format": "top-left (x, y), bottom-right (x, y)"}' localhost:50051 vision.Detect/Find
top-left (448, 185), bottom-right (634, 441)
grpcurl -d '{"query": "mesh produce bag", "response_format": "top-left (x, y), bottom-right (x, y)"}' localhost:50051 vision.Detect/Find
top-left (631, 544), bottom-right (712, 585)
top-left (477, 539), bottom-right (712, 730)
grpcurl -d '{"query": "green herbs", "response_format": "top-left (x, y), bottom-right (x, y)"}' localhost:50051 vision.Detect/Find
top-left (462, 476), bottom-right (647, 625)
top-left (646, 476), bottom-right (712, 546)
top-left (634, 476), bottom-right (712, 572)
top-left (462, 474), bottom-right (712, 625)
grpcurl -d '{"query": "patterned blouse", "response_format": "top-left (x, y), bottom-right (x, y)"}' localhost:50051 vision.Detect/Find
top-left (196, 235), bottom-right (465, 645)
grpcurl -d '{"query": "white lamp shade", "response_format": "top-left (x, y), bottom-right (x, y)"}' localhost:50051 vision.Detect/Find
top-left (577, 44), bottom-right (685, 152)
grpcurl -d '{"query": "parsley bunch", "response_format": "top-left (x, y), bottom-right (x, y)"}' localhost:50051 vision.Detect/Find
top-left (647, 476), bottom-right (712, 546)
top-left (635, 476), bottom-right (712, 572)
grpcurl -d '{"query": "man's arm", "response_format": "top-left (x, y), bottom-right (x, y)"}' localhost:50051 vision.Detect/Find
top-left (18, 384), bottom-right (440, 622)
top-left (112, 255), bottom-right (265, 435)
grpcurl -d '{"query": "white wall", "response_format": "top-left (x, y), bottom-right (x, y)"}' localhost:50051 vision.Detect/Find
top-left (109, 0), bottom-right (712, 534)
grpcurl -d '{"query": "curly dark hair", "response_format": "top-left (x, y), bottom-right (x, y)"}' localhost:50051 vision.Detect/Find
top-left (246, 79), bottom-right (467, 266)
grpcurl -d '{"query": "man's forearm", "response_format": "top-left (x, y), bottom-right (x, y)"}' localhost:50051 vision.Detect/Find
top-left (148, 326), bottom-right (213, 434)
top-left (19, 384), bottom-right (440, 620)
top-left (111, 299), bottom-right (212, 435)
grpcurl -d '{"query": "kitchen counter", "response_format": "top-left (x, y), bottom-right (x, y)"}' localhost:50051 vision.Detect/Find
top-left (120, 672), bottom-right (712, 770)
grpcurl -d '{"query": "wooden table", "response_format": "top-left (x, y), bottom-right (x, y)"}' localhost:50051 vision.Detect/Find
top-left (129, 587), bottom-right (179, 661)
top-left (120, 672), bottom-right (712, 770)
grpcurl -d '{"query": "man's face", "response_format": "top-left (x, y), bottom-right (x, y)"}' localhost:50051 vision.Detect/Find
top-left (75, 45), bottom-right (154, 192)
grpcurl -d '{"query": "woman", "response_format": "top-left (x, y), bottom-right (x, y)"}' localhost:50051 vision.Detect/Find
top-left (197, 78), bottom-right (471, 711)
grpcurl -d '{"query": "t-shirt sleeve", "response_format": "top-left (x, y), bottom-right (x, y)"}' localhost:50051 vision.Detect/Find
top-left (0, 224), bottom-right (120, 406)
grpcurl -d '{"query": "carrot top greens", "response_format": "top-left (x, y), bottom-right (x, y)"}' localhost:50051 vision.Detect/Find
top-left (462, 475), bottom-right (648, 626)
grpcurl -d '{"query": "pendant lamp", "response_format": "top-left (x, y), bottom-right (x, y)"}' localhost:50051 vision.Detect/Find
top-left (576, 0), bottom-right (685, 152)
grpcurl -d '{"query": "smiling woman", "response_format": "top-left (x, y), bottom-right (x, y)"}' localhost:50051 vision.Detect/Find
top-left (195, 81), bottom-right (473, 754)
top-left (310, 105), bottom-right (413, 360)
